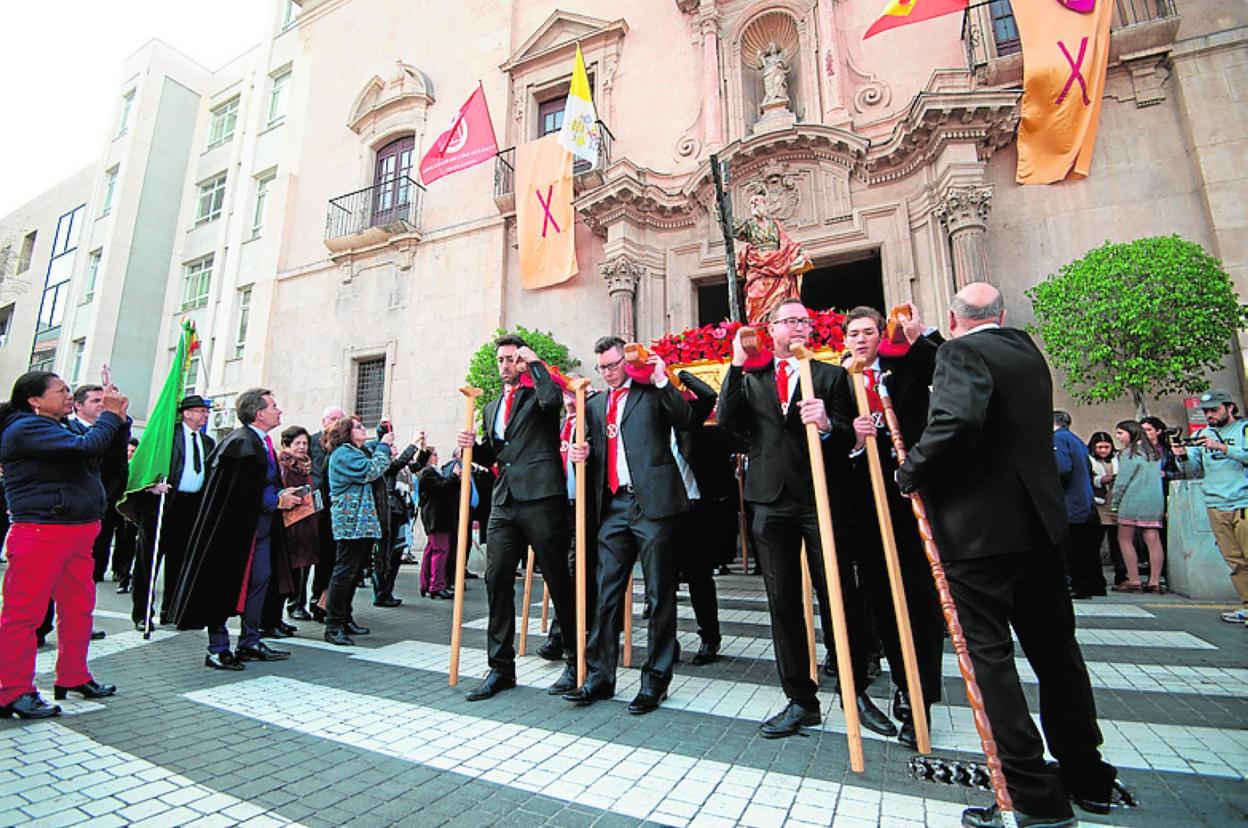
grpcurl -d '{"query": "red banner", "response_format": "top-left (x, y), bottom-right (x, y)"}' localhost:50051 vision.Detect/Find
top-left (419, 84), bottom-right (498, 185)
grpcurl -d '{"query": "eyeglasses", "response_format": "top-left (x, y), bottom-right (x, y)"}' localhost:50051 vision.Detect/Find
top-left (596, 356), bottom-right (625, 374)
top-left (772, 317), bottom-right (813, 329)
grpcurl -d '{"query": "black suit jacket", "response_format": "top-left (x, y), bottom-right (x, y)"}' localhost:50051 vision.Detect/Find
top-left (168, 425), bottom-right (217, 494)
top-left (475, 361), bottom-right (566, 504)
top-left (717, 358), bottom-right (856, 506)
top-left (896, 327), bottom-right (1067, 559)
top-left (583, 379), bottom-right (697, 520)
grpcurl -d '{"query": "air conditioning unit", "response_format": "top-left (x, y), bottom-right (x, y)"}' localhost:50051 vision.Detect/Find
top-left (211, 410), bottom-right (234, 430)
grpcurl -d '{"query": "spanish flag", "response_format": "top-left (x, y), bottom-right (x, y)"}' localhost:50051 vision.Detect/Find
top-left (863, 0), bottom-right (968, 40)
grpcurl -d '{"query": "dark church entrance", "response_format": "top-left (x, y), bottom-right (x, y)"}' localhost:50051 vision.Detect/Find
top-left (801, 251), bottom-right (885, 314)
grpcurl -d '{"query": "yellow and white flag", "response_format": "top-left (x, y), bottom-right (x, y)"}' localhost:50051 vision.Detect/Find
top-left (556, 45), bottom-right (601, 167)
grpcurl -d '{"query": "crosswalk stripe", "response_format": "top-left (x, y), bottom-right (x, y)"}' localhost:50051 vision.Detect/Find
top-left (279, 637), bottom-right (1247, 780)
top-left (0, 721), bottom-right (307, 827)
top-left (187, 676), bottom-right (1133, 828)
top-left (35, 629), bottom-right (179, 677)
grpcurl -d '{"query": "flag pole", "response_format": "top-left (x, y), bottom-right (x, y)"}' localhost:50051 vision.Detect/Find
top-left (142, 487), bottom-right (167, 640)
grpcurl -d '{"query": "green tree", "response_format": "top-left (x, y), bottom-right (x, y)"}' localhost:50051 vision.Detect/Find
top-left (464, 326), bottom-right (581, 427)
top-left (1027, 235), bottom-right (1247, 417)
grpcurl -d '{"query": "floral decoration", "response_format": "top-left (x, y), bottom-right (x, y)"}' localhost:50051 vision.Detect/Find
top-left (651, 309), bottom-right (846, 366)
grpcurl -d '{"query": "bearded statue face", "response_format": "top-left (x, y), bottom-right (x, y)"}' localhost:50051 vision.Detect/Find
top-left (750, 193), bottom-right (767, 219)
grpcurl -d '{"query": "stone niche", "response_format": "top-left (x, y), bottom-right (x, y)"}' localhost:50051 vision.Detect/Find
top-left (726, 4), bottom-right (819, 140)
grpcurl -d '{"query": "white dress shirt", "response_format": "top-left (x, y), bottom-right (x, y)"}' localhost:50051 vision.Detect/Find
top-left (177, 424), bottom-right (206, 493)
top-left (609, 380), bottom-right (633, 488)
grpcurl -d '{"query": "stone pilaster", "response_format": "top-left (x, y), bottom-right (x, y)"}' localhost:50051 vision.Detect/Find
top-left (600, 255), bottom-right (645, 341)
top-left (934, 185), bottom-right (993, 289)
top-left (697, 2), bottom-right (723, 152)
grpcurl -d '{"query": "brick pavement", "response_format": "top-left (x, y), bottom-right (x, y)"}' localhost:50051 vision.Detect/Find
top-left (1, 562), bottom-right (1245, 827)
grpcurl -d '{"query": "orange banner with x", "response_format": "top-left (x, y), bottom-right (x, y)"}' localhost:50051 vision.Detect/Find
top-left (1014, 0), bottom-right (1114, 184)
top-left (516, 135), bottom-right (578, 289)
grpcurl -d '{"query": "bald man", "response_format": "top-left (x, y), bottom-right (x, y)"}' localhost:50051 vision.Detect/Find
top-left (896, 284), bottom-right (1124, 828)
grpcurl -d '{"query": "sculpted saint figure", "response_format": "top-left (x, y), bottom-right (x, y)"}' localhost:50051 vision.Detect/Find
top-left (759, 43), bottom-right (789, 106)
top-left (735, 191), bottom-right (812, 324)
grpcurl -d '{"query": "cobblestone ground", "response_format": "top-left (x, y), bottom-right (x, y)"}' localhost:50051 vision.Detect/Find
top-left (1, 559), bottom-right (1245, 828)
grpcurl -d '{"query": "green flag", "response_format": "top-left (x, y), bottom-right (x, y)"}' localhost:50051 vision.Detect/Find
top-left (117, 320), bottom-right (199, 522)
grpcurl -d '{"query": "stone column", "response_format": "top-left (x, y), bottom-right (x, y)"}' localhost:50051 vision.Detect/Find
top-left (698, 2), bottom-right (723, 151)
top-left (934, 185), bottom-right (993, 289)
top-left (600, 255), bottom-right (645, 341)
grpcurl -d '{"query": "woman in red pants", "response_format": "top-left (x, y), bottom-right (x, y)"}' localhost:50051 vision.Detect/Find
top-left (0, 371), bottom-right (128, 719)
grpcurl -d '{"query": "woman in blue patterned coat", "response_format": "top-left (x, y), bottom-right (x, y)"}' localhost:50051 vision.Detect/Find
top-left (323, 416), bottom-right (392, 645)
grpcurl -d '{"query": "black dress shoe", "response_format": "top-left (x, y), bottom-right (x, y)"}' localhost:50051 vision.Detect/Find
top-left (898, 720), bottom-right (917, 750)
top-left (822, 653), bottom-right (838, 678)
top-left (323, 628), bottom-right (355, 646)
top-left (116, 581), bottom-right (131, 594)
top-left (1045, 761), bottom-right (1137, 814)
top-left (563, 683), bottom-right (614, 706)
top-left (759, 702), bottom-right (820, 739)
top-left (892, 688), bottom-right (912, 723)
top-left (373, 594), bottom-right (402, 608)
top-left (0, 692), bottom-right (61, 719)
top-left (277, 621), bottom-right (298, 635)
top-left (465, 571), bottom-right (480, 579)
top-left (856, 694), bottom-right (897, 737)
top-left (237, 642), bottom-right (291, 661)
top-left (430, 590), bottom-right (453, 600)
top-left (691, 640), bottom-right (720, 666)
top-left (91, 630), bottom-right (106, 641)
top-left (309, 605), bottom-right (327, 623)
top-left (866, 658), bottom-right (883, 683)
top-left (961, 804), bottom-right (1075, 828)
top-left (466, 670), bottom-right (516, 701)
top-left (537, 638), bottom-right (563, 661)
top-left (627, 688), bottom-right (667, 715)
top-left (345, 621), bottom-right (370, 635)
top-left (261, 627), bottom-right (292, 639)
top-left (54, 680), bottom-right (117, 700)
top-left (204, 652), bottom-right (245, 671)
top-left (288, 607), bottom-right (312, 621)
top-left (547, 663), bottom-right (578, 695)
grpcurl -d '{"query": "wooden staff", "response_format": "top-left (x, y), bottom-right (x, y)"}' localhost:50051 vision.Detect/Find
top-left (790, 342), bottom-right (864, 772)
top-left (540, 584), bottom-right (550, 633)
top-left (800, 542), bottom-right (818, 684)
top-left (569, 376), bottom-right (591, 685)
top-left (846, 358), bottom-right (930, 754)
top-left (622, 573), bottom-right (633, 668)
top-left (879, 386), bottom-right (1015, 813)
top-left (519, 547), bottom-right (536, 656)
top-left (449, 385), bottom-right (482, 687)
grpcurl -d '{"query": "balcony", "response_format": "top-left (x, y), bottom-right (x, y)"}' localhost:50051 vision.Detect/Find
top-left (324, 176), bottom-right (425, 254)
top-left (493, 122), bottom-right (615, 212)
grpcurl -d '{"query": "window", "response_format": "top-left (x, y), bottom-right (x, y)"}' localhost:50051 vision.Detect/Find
top-left (17, 231), bottom-right (36, 273)
top-left (84, 249), bottom-right (102, 301)
top-left (70, 339), bottom-right (86, 385)
top-left (267, 70), bottom-right (290, 126)
top-left (354, 357), bottom-right (386, 427)
top-left (182, 256), bottom-right (213, 310)
top-left (184, 353), bottom-right (201, 397)
top-left (102, 167), bottom-right (118, 215)
top-left (207, 96), bottom-right (240, 148)
top-left (52, 206), bottom-right (83, 258)
top-left (195, 172), bottom-right (227, 225)
top-left (0, 304), bottom-right (13, 347)
top-left (372, 135), bottom-right (414, 227)
top-left (234, 287), bottom-right (252, 358)
top-left (989, 0), bottom-right (1021, 56)
top-left (251, 174), bottom-right (273, 237)
top-left (29, 347), bottom-right (55, 373)
top-left (281, 0), bottom-right (298, 29)
top-left (538, 98), bottom-right (565, 137)
top-left (36, 282), bottom-right (67, 332)
top-left (118, 89), bottom-right (135, 136)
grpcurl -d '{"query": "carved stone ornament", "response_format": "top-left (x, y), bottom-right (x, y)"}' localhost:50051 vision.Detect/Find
top-left (743, 160), bottom-right (800, 223)
top-left (347, 61), bottom-right (434, 134)
top-left (600, 255), bottom-right (645, 296)
top-left (934, 186), bottom-right (993, 235)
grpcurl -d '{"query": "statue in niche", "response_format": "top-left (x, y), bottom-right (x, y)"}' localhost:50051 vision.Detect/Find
top-left (758, 42), bottom-right (789, 106)
top-left (735, 189), bottom-right (812, 324)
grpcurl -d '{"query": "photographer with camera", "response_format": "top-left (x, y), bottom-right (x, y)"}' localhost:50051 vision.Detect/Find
top-left (1172, 390), bottom-right (1248, 625)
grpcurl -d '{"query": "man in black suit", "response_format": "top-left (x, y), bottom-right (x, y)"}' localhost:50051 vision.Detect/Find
top-left (717, 298), bottom-right (893, 739)
top-left (841, 305), bottom-right (945, 749)
top-left (130, 395), bottom-right (215, 630)
top-left (455, 335), bottom-right (577, 700)
top-left (564, 336), bottom-right (697, 714)
top-left (896, 283), bottom-right (1119, 828)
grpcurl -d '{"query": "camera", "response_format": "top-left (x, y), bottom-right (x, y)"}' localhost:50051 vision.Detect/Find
top-left (1166, 427), bottom-right (1201, 447)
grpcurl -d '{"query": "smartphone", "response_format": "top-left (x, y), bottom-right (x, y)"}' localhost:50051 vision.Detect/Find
top-left (292, 485), bottom-right (312, 498)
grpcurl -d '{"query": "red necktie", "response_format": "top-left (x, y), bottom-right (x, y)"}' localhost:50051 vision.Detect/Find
top-left (606, 387), bottom-right (627, 493)
top-left (559, 415), bottom-right (574, 471)
top-left (864, 368), bottom-right (884, 416)
top-left (502, 384), bottom-right (517, 427)
top-left (776, 360), bottom-right (790, 410)
top-left (263, 434), bottom-right (277, 463)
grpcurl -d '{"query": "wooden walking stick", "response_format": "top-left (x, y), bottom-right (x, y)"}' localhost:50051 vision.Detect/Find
top-left (448, 385), bottom-right (482, 687)
top-left (540, 584), bottom-right (550, 633)
top-left (569, 376), bottom-right (591, 685)
top-left (790, 342), bottom-right (865, 773)
top-left (878, 386), bottom-right (1014, 813)
top-left (846, 358), bottom-right (930, 754)
top-left (800, 542), bottom-right (818, 684)
top-left (519, 547), bottom-right (536, 656)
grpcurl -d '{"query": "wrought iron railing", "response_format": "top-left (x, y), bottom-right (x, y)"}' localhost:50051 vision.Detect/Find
top-left (325, 176), bottom-right (425, 240)
top-left (964, 0), bottom-right (1178, 65)
top-left (493, 121), bottom-right (615, 200)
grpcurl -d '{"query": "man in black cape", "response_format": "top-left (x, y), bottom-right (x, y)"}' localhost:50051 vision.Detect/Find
top-left (167, 388), bottom-right (301, 669)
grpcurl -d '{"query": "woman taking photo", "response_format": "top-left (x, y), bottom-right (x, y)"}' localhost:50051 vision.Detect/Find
top-left (0, 371), bottom-right (127, 719)
top-left (323, 417), bottom-right (393, 645)
top-left (1088, 431), bottom-right (1125, 586)
top-left (1111, 420), bottom-right (1166, 592)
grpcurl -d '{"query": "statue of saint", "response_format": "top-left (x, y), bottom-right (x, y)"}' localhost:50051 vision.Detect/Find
top-left (758, 42), bottom-right (789, 106)
top-left (735, 191), bottom-right (812, 325)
